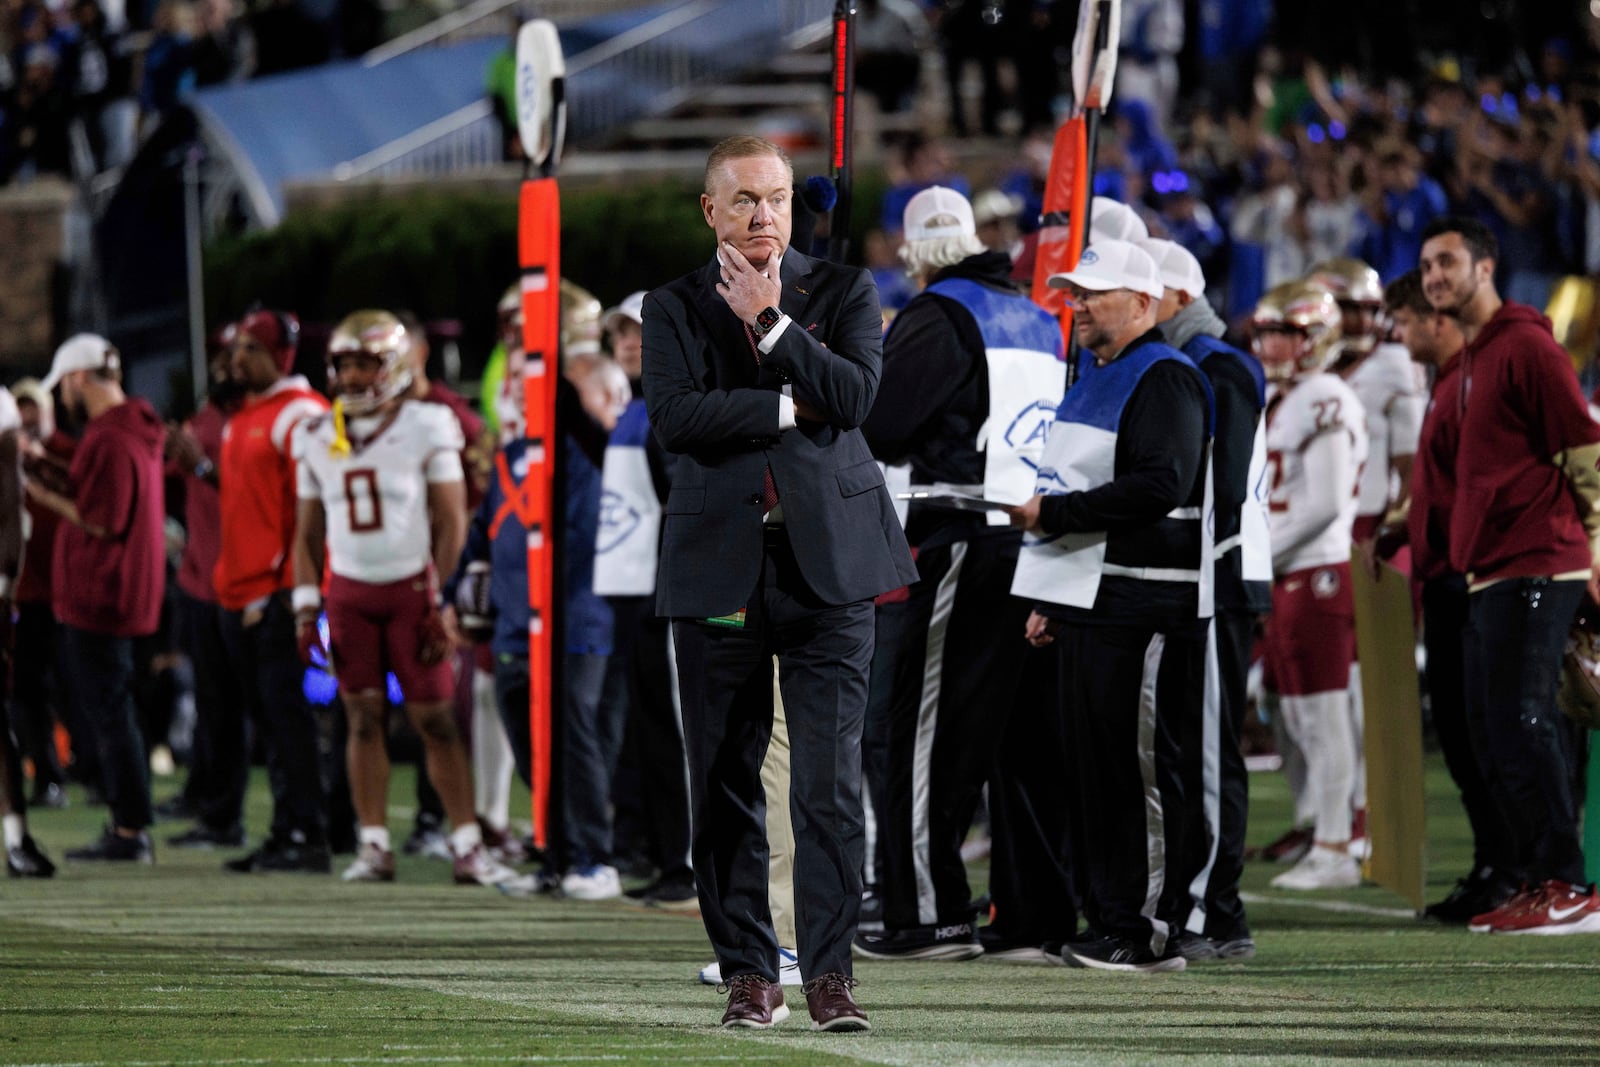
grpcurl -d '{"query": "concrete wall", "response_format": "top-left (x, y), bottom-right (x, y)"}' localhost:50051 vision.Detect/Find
top-left (0, 178), bottom-right (72, 375)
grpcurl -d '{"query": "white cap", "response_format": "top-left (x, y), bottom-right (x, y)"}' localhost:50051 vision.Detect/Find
top-left (42, 333), bottom-right (120, 391)
top-left (1090, 197), bottom-right (1149, 243)
top-left (902, 185), bottom-right (976, 242)
top-left (971, 188), bottom-right (1021, 226)
top-left (1136, 238), bottom-right (1207, 299)
top-left (602, 290), bottom-right (646, 333)
top-left (1047, 239), bottom-right (1164, 300)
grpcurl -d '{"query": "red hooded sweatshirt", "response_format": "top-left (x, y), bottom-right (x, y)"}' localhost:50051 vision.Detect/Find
top-left (52, 397), bottom-right (168, 636)
top-left (1450, 301), bottom-right (1600, 585)
top-left (1408, 351), bottom-right (1462, 585)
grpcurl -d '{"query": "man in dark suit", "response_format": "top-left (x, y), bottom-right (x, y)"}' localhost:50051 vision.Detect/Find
top-left (642, 135), bottom-right (916, 1032)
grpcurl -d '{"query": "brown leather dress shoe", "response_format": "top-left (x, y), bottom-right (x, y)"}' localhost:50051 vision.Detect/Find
top-left (803, 973), bottom-right (870, 1032)
top-left (719, 973), bottom-right (789, 1028)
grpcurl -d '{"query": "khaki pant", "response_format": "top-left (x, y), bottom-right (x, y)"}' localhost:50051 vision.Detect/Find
top-left (763, 662), bottom-right (797, 948)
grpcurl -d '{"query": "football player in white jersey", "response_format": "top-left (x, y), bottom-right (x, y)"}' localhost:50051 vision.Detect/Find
top-left (290, 310), bottom-right (514, 888)
top-left (1253, 281), bottom-right (1370, 891)
top-left (1309, 256), bottom-right (1425, 858)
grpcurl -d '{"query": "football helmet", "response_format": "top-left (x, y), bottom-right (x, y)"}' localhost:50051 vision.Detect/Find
top-left (327, 310), bottom-right (413, 416)
top-left (1309, 256), bottom-right (1384, 357)
top-left (561, 279), bottom-right (603, 357)
top-left (1252, 280), bottom-right (1342, 382)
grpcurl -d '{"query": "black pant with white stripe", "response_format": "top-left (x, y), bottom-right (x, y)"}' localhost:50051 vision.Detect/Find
top-left (1060, 619), bottom-right (1206, 954)
top-left (985, 642), bottom-right (1081, 944)
top-left (876, 532), bottom-right (1033, 932)
top-left (1167, 608), bottom-right (1255, 940)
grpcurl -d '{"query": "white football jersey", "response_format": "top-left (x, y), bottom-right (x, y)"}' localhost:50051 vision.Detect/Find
top-left (293, 401), bottom-right (464, 584)
top-left (1345, 342), bottom-right (1424, 518)
top-left (1265, 372), bottom-right (1369, 575)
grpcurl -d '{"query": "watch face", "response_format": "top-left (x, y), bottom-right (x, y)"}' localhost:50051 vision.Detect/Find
top-left (757, 307), bottom-right (782, 331)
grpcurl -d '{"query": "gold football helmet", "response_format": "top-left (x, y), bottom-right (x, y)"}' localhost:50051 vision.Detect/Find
top-left (327, 310), bottom-right (413, 416)
top-left (1252, 280), bottom-right (1342, 382)
top-left (1309, 256), bottom-right (1384, 357)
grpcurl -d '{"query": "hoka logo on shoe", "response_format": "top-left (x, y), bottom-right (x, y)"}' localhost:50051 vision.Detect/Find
top-left (934, 923), bottom-right (973, 940)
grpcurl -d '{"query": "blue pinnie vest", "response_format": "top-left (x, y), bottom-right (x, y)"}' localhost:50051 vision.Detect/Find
top-left (1011, 340), bottom-right (1214, 615)
top-left (924, 278), bottom-right (1064, 522)
top-left (1183, 334), bottom-right (1272, 607)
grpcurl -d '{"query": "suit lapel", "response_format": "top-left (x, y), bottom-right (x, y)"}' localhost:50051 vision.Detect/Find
top-left (778, 250), bottom-right (816, 333)
top-left (689, 256), bottom-right (759, 386)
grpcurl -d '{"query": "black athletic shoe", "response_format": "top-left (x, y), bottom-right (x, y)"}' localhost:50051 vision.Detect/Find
top-left (852, 921), bottom-right (984, 961)
top-left (625, 875), bottom-right (699, 911)
top-left (1062, 932), bottom-right (1185, 973)
top-left (1424, 866), bottom-right (1520, 925)
top-left (6, 834), bottom-right (56, 877)
top-left (1170, 929), bottom-right (1255, 961)
top-left (978, 925), bottom-right (1051, 963)
top-left (152, 794), bottom-right (196, 821)
top-left (224, 833), bottom-right (330, 874)
top-left (65, 827), bottom-right (153, 864)
top-left (168, 823), bottom-right (247, 850)
top-left (28, 782), bottom-right (69, 810)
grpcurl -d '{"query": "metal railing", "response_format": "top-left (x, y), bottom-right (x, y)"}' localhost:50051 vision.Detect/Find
top-left (363, 0), bottom-right (660, 67)
top-left (334, 99), bottom-right (502, 181)
top-left (336, 0), bottom-right (833, 185)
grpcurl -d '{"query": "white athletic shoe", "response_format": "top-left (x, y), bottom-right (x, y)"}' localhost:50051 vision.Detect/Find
top-left (1271, 845), bottom-right (1361, 890)
top-left (341, 843), bottom-right (396, 883)
top-left (560, 864), bottom-right (622, 901)
top-left (453, 843), bottom-right (518, 886)
top-left (699, 946), bottom-right (802, 986)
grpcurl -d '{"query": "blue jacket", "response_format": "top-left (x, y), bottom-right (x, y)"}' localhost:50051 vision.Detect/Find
top-left (447, 435), bottom-right (613, 659)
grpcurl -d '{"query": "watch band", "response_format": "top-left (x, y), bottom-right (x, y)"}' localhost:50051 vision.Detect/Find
top-left (754, 306), bottom-right (783, 336)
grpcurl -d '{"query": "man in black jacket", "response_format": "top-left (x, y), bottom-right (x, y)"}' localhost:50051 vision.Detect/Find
top-left (857, 186), bottom-right (1065, 963)
top-left (642, 135), bottom-right (916, 1032)
top-left (1006, 238), bottom-right (1213, 973)
top-left (1140, 237), bottom-right (1267, 961)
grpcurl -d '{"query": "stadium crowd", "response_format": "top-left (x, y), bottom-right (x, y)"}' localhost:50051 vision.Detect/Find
top-left (4, 0), bottom-right (1600, 1031)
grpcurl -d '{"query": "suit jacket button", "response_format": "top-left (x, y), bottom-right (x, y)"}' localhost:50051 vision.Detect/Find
top-left (747, 493), bottom-right (762, 505)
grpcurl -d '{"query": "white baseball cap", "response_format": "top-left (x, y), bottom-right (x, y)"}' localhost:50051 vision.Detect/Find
top-left (903, 185), bottom-right (976, 242)
top-left (602, 291), bottom-right (646, 333)
top-left (42, 333), bottom-right (120, 391)
top-left (1047, 239), bottom-right (1164, 300)
top-left (1136, 238), bottom-right (1207, 299)
top-left (1090, 197), bottom-right (1149, 243)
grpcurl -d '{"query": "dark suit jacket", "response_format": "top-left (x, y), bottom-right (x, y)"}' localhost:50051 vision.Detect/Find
top-left (642, 248), bottom-right (917, 618)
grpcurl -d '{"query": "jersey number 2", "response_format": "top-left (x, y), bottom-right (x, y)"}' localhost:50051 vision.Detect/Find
top-left (343, 468), bottom-right (383, 532)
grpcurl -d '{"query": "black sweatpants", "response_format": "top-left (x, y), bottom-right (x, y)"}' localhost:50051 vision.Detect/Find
top-left (876, 533), bottom-right (1032, 931)
top-left (1169, 608), bottom-right (1254, 940)
top-left (985, 641), bottom-right (1079, 943)
top-left (1060, 619), bottom-right (1205, 954)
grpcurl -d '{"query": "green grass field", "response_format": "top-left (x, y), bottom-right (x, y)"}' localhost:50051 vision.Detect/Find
top-left (4, 758), bottom-right (1598, 1066)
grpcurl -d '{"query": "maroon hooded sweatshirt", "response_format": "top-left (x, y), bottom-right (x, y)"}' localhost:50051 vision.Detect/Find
top-left (52, 397), bottom-right (167, 637)
top-left (1408, 351), bottom-right (1463, 585)
top-left (1450, 301), bottom-right (1600, 585)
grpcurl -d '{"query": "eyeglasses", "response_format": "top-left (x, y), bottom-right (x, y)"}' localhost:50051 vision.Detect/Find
top-left (1064, 287), bottom-right (1127, 309)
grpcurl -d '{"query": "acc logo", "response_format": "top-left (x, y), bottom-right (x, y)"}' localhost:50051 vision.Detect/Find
top-left (1311, 568), bottom-right (1340, 599)
top-left (1003, 401), bottom-right (1056, 470)
top-left (1078, 248), bottom-right (1099, 266)
top-left (595, 489), bottom-right (640, 554)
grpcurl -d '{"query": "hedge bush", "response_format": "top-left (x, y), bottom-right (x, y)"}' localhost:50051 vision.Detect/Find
top-left (203, 168), bottom-right (890, 376)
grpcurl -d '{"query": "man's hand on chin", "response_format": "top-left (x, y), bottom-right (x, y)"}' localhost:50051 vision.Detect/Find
top-left (716, 241), bottom-right (783, 324)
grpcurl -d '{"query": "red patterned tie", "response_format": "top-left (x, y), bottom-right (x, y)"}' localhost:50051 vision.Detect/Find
top-left (745, 323), bottom-right (780, 512)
